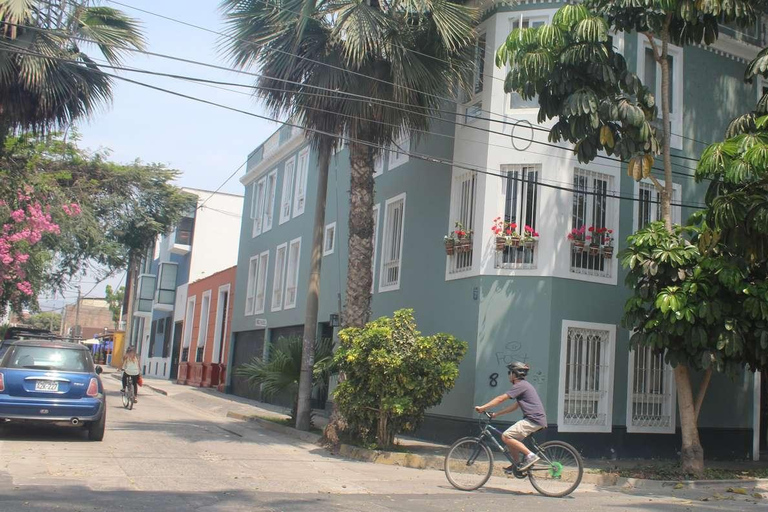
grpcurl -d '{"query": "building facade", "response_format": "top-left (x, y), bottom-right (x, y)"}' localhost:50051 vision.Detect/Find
top-left (227, 4), bottom-right (767, 459)
top-left (131, 188), bottom-right (243, 379)
top-left (177, 266), bottom-right (236, 391)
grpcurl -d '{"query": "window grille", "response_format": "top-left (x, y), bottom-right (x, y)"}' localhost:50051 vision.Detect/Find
top-left (627, 345), bottom-right (676, 433)
top-left (448, 171), bottom-right (476, 275)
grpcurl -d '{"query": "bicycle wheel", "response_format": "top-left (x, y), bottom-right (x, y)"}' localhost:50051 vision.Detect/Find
top-left (527, 440), bottom-right (583, 497)
top-left (444, 437), bottom-right (493, 491)
top-left (123, 385), bottom-right (133, 410)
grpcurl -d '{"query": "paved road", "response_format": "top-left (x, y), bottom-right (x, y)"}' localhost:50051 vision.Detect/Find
top-left (0, 376), bottom-right (765, 511)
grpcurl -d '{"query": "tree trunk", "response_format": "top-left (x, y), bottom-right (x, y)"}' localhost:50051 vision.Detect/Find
top-left (659, 32), bottom-right (673, 232)
top-left (296, 140), bottom-right (332, 431)
top-left (377, 411), bottom-right (390, 449)
top-left (343, 139), bottom-right (375, 328)
top-left (675, 365), bottom-right (705, 475)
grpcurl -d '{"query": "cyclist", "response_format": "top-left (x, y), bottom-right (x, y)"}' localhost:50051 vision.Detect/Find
top-left (121, 346), bottom-right (141, 403)
top-left (475, 362), bottom-right (547, 472)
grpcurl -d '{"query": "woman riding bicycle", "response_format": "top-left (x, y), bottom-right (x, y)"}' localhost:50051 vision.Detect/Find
top-left (121, 347), bottom-right (141, 403)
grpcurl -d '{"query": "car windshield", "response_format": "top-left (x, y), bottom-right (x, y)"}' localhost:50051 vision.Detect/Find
top-left (4, 346), bottom-right (90, 372)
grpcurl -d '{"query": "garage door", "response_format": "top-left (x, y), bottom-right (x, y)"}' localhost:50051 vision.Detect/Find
top-left (230, 329), bottom-right (266, 401)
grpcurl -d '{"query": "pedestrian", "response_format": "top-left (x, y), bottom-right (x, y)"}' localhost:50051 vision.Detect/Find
top-left (122, 347), bottom-right (141, 402)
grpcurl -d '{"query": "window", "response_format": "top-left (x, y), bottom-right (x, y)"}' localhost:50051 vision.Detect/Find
top-left (497, 165), bottom-right (539, 269)
top-left (284, 238), bottom-right (302, 309)
top-left (639, 42), bottom-right (683, 150)
top-left (271, 243), bottom-right (288, 311)
top-left (157, 319), bottom-right (165, 335)
top-left (379, 194), bottom-right (406, 292)
top-left (293, 148), bottom-right (310, 218)
top-left (251, 177), bottom-right (266, 237)
top-left (323, 222), bottom-right (336, 256)
top-left (448, 171), bottom-right (477, 275)
top-left (635, 181), bottom-right (682, 231)
top-left (508, 16), bottom-right (547, 109)
top-left (627, 345), bottom-right (676, 434)
top-left (388, 134), bottom-right (409, 170)
top-left (212, 286), bottom-right (230, 364)
top-left (463, 34), bottom-right (487, 124)
top-left (571, 168), bottom-right (616, 279)
top-left (255, 251), bottom-right (269, 314)
top-left (182, 296), bottom-right (196, 349)
top-left (280, 157), bottom-right (296, 224)
top-left (245, 255), bottom-right (259, 315)
top-left (263, 170), bottom-right (277, 232)
top-left (196, 291), bottom-right (211, 362)
top-left (175, 217), bottom-right (194, 246)
top-left (136, 274), bottom-right (156, 313)
top-left (558, 321), bottom-right (616, 433)
top-left (156, 263), bottom-right (178, 305)
top-left (372, 204), bottom-right (380, 292)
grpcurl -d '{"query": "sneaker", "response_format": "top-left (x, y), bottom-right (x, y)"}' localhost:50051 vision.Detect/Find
top-left (519, 453), bottom-right (540, 471)
top-left (503, 465), bottom-right (516, 474)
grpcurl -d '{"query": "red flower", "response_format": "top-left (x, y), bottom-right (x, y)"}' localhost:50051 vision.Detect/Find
top-left (588, 226), bottom-right (595, 232)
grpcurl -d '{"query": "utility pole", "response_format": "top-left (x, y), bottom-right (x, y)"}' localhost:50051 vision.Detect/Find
top-left (74, 286), bottom-right (82, 342)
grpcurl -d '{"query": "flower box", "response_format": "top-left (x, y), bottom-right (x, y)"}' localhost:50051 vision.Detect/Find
top-left (571, 240), bottom-right (585, 252)
top-left (495, 236), bottom-right (506, 251)
top-left (523, 237), bottom-right (537, 249)
top-left (445, 238), bottom-right (456, 255)
top-left (507, 235), bottom-right (521, 248)
top-left (456, 237), bottom-right (472, 253)
top-left (588, 243), bottom-right (601, 256)
top-left (603, 245), bottom-right (614, 259)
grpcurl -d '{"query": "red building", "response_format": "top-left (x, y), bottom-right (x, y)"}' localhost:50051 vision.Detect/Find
top-left (176, 266), bottom-right (235, 391)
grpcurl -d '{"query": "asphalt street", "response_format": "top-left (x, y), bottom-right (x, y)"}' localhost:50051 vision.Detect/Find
top-left (0, 376), bottom-right (765, 511)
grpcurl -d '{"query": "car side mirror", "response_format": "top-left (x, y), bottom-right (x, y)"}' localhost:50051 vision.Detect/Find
top-left (95, 366), bottom-right (103, 375)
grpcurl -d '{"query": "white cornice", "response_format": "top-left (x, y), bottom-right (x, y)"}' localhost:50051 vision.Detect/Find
top-left (240, 134), bottom-right (306, 187)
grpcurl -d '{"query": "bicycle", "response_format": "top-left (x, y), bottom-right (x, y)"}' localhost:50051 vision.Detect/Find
top-left (444, 412), bottom-right (583, 497)
top-left (121, 373), bottom-right (135, 410)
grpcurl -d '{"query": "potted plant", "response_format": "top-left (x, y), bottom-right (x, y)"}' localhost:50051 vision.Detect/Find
top-left (567, 226), bottom-right (586, 251)
top-left (444, 232), bottom-right (457, 255)
top-left (602, 228), bottom-right (615, 258)
top-left (454, 222), bottom-right (472, 253)
top-left (505, 222), bottom-right (521, 248)
top-left (522, 225), bottom-right (539, 248)
top-left (491, 217), bottom-right (506, 251)
top-left (587, 226), bottom-right (601, 255)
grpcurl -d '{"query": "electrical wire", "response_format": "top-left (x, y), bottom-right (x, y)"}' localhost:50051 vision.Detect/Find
top-left (0, 37), bottom-right (709, 182)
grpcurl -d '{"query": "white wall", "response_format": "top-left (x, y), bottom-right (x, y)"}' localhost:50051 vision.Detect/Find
top-left (187, 190), bottom-right (244, 283)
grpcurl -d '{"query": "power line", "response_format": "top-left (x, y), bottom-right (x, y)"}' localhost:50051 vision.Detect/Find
top-left (0, 19), bottom-right (712, 170)
top-left (0, 40), bottom-right (707, 209)
top-left (196, 161), bottom-right (247, 210)
top-left (0, 38), bottom-right (708, 183)
top-left (106, 0), bottom-right (715, 149)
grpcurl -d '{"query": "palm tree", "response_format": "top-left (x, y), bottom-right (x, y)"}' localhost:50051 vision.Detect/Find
top-left (235, 336), bottom-right (335, 421)
top-left (220, 0), bottom-right (476, 436)
top-left (0, 0), bottom-right (145, 138)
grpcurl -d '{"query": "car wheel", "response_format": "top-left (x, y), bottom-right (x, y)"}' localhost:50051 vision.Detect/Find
top-left (88, 409), bottom-right (106, 442)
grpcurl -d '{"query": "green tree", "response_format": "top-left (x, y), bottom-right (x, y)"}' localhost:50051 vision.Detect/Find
top-left (235, 336), bottom-right (335, 422)
top-left (0, 132), bottom-right (196, 312)
top-left (220, 0), bottom-right (477, 433)
top-left (334, 309), bottom-right (467, 449)
top-left (104, 285), bottom-right (124, 329)
top-left (0, 0), bottom-right (145, 139)
top-left (496, 0), bottom-right (765, 475)
top-left (26, 311), bottom-right (60, 331)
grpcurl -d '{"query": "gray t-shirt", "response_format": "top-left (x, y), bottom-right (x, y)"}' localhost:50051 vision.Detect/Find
top-left (506, 380), bottom-right (547, 427)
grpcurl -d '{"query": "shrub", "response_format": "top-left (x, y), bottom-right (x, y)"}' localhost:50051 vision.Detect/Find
top-left (333, 309), bottom-right (467, 449)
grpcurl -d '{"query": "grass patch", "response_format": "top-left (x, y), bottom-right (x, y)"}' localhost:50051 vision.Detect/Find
top-left (598, 463), bottom-right (768, 481)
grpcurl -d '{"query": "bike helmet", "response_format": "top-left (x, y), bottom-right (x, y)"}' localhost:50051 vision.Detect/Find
top-left (507, 361), bottom-right (530, 378)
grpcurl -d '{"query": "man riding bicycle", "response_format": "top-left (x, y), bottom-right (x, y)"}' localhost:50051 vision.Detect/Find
top-left (475, 362), bottom-right (547, 472)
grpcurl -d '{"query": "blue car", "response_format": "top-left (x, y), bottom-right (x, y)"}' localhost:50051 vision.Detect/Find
top-left (0, 340), bottom-right (106, 441)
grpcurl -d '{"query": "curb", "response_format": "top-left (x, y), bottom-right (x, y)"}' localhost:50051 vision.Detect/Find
top-left (109, 373), bottom-right (169, 396)
top-left (223, 410), bottom-right (768, 491)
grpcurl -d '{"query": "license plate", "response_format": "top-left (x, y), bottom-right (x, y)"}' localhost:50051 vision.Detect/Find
top-left (35, 381), bottom-right (59, 392)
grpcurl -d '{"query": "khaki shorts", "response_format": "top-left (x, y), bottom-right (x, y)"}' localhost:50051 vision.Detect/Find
top-left (502, 419), bottom-right (543, 440)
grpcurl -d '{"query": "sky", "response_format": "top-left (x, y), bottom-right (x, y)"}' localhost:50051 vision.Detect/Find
top-left (38, 0), bottom-right (278, 313)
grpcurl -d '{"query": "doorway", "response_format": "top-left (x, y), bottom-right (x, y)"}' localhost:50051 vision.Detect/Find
top-left (169, 321), bottom-right (183, 380)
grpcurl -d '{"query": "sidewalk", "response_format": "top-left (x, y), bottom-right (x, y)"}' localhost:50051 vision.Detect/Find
top-left (109, 369), bottom-right (768, 492)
